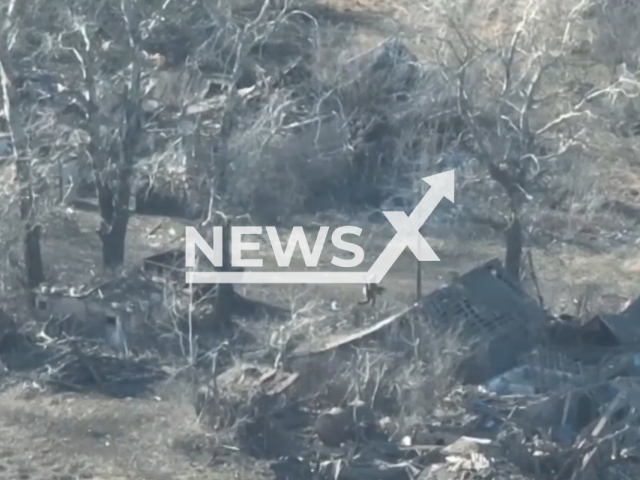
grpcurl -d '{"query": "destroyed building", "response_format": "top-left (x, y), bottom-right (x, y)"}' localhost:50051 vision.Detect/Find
top-left (416, 259), bottom-right (548, 384)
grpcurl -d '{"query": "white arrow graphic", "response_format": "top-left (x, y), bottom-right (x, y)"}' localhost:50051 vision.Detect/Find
top-left (185, 170), bottom-right (455, 284)
top-left (365, 169), bottom-right (455, 283)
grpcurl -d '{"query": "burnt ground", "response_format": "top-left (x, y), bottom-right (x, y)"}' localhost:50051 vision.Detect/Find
top-left (2, 0), bottom-right (640, 479)
top-left (0, 200), bottom-right (639, 479)
top-left (5, 163), bottom-right (640, 480)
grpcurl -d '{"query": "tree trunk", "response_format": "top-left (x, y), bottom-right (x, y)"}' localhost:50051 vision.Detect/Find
top-left (101, 217), bottom-right (128, 268)
top-left (0, 43), bottom-right (44, 289)
top-left (94, 78), bottom-right (139, 269)
top-left (96, 177), bottom-right (131, 268)
top-left (22, 209), bottom-right (44, 288)
top-left (504, 213), bottom-right (523, 281)
top-left (16, 153), bottom-right (44, 288)
top-left (79, 0), bottom-right (141, 269)
top-left (481, 161), bottom-right (524, 282)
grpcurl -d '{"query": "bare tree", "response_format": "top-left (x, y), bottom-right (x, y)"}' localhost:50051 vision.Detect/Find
top-left (0, 0), bottom-right (44, 289)
top-left (434, 2), bottom-right (620, 281)
top-left (182, 0), bottom-right (295, 328)
top-left (64, 0), bottom-right (143, 268)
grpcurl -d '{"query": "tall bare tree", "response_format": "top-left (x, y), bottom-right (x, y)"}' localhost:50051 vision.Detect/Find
top-left (436, 4), bottom-right (619, 282)
top-left (0, 0), bottom-right (44, 288)
top-left (67, 0), bottom-right (143, 268)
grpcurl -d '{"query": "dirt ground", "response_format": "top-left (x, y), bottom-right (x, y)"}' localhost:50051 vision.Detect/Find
top-left (0, 377), bottom-right (275, 480)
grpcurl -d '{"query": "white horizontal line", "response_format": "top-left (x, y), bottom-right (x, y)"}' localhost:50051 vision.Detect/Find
top-left (186, 271), bottom-right (373, 284)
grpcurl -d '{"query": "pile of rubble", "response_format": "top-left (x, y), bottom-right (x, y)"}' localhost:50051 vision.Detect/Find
top-left (195, 259), bottom-right (640, 480)
top-left (2, 255), bottom-right (639, 479)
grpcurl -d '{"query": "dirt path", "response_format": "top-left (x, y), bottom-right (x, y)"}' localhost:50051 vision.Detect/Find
top-left (0, 382), bottom-right (216, 480)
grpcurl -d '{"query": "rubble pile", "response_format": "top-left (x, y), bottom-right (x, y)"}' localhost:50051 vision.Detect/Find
top-left (2, 256), bottom-right (640, 479)
top-left (194, 259), bottom-right (640, 480)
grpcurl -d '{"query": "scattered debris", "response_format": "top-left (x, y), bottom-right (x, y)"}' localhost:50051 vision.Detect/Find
top-left (582, 311), bottom-right (640, 346)
top-left (415, 259), bottom-right (546, 384)
top-left (142, 248), bottom-right (186, 281)
top-left (8, 252), bottom-right (640, 480)
top-left (44, 345), bottom-right (168, 398)
top-left (290, 259), bottom-right (546, 383)
top-left (192, 258), bottom-right (640, 479)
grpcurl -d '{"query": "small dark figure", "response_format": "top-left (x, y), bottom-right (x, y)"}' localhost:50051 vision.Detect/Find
top-left (315, 407), bottom-right (355, 447)
top-left (358, 283), bottom-right (385, 307)
top-left (315, 404), bottom-right (378, 447)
